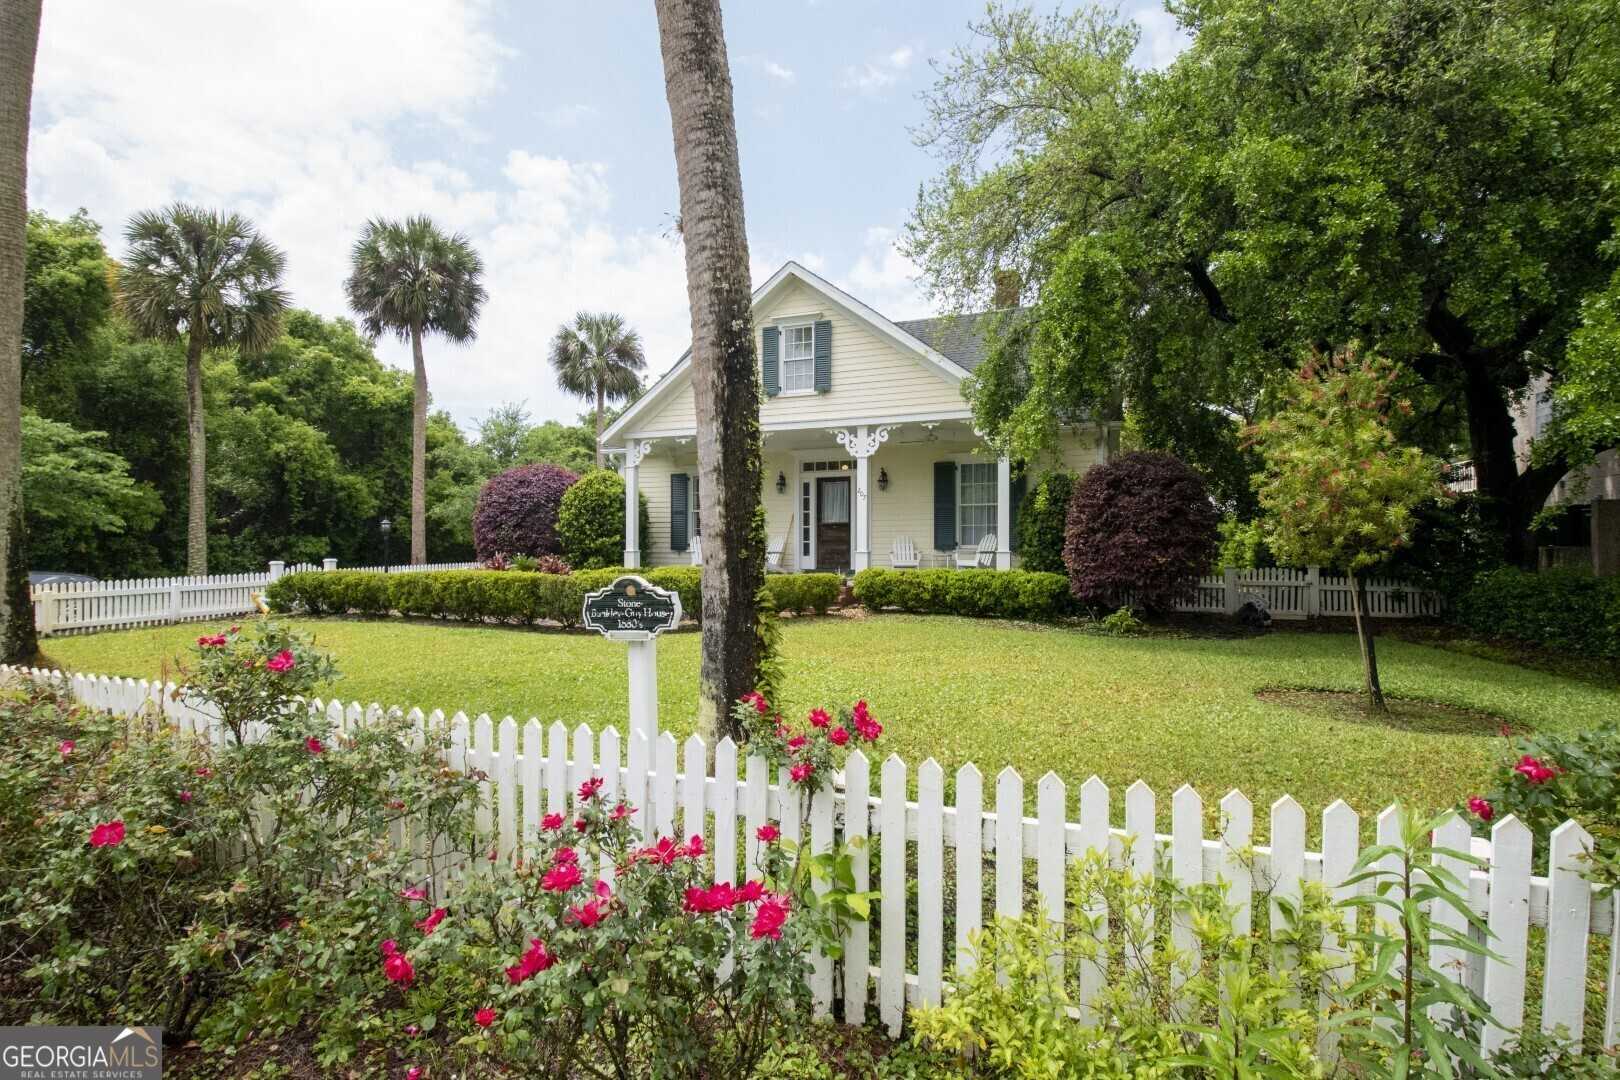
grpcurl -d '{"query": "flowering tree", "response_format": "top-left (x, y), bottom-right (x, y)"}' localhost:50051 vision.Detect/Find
top-left (1246, 350), bottom-right (1443, 711)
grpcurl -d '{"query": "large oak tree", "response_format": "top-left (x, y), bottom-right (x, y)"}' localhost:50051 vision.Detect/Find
top-left (907, 0), bottom-right (1620, 563)
top-left (654, 0), bottom-right (766, 740)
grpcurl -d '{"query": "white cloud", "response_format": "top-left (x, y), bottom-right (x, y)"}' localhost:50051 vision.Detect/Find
top-left (762, 60), bottom-right (797, 84)
top-left (840, 42), bottom-right (919, 95)
top-left (25, 0), bottom-right (695, 428)
top-left (841, 226), bottom-right (930, 320)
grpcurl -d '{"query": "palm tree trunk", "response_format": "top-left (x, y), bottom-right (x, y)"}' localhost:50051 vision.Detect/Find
top-left (595, 380), bottom-right (605, 469)
top-left (184, 331), bottom-right (209, 576)
top-left (655, 0), bottom-right (765, 743)
top-left (0, 0), bottom-right (41, 662)
top-left (409, 320), bottom-right (428, 565)
top-left (1350, 571), bottom-right (1386, 713)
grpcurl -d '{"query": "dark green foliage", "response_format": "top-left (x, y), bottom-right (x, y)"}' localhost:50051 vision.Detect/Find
top-left (1379, 494), bottom-right (1506, 595)
top-left (1452, 568), bottom-right (1620, 659)
top-left (852, 568), bottom-right (1072, 620)
top-left (1063, 452), bottom-right (1219, 613)
top-left (556, 469), bottom-right (651, 570)
top-left (267, 567), bottom-right (841, 629)
top-left (1015, 470), bottom-right (1073, 573)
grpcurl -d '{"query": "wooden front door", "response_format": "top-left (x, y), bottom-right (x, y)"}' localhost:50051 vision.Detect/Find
top-left (816, 477), bottom-right (851, 571)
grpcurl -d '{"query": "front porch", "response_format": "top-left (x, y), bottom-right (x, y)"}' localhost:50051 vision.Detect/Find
top-left (612, 419), bottom-right (1017, 574)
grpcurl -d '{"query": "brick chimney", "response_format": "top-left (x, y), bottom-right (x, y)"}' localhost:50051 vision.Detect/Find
top-left (991, 269), bottom-right (1022, 309)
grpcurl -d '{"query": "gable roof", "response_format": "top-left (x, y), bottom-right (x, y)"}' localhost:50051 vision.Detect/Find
top-left (601, 260), bottom-right (984, 446)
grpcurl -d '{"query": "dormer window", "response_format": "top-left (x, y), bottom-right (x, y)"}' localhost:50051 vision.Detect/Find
top-left (781, 323), bottom-right (815, 392)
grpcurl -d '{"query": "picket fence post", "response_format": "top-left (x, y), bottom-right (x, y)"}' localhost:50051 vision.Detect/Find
top-left (322, 558), bottom-right (338, 572)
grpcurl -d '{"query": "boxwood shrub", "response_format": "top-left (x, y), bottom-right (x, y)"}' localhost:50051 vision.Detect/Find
top-left (1452, 567), bottom-right (1620, 658)
top-left (265, 567), bottom-right (844, 627)
top-left (851, 568), bottom-right (1071, 620)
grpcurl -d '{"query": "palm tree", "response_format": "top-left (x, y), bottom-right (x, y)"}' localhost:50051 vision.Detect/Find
top-left (550, 312), bottom-right (646, 467)
top-left (654, 0), bottom-right (767, 741)
top-left (345, 216), bottom-right (486, 565)
top-left (121, 205), bottom-right (288, 576)
top-left (0, 0), bottom-right (44, 661)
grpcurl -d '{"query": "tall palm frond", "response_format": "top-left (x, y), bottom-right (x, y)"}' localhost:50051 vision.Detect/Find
top-left (344, 215), bottom-right (486, 343)
top-left (550, 311), bottom-right (647, 465)
top-left (120, 204), bottom-right (288, 352)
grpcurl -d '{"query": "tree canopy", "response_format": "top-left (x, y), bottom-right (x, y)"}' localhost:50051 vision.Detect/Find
top-left (19, 211), bottom-right (595, 576)
top-left (907, 0), bottom-right (1620, 560)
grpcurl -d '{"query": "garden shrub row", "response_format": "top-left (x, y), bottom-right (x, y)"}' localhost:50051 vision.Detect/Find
top-left (1451, 567), bottom-right (1620, 658)
top-left (851, 568), bottom-right (1071, 620)
top-left (266, 567), bottom-right (842, 626)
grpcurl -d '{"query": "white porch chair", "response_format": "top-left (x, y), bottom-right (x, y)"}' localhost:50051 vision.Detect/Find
top-left (890, 535), bottom-right (920, 569)
top-left (955, 533), bottom-right (997, 569)
top-left (766, 514), bottom-right (793, 571)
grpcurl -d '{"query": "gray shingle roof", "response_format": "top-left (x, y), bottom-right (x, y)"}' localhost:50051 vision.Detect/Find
top-left (893, 309), bottom-right (1019, 373)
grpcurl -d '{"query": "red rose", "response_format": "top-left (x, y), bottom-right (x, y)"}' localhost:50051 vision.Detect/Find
top-left (578, 776), bottom-right (604, 801)
top-left (473, 1007), bottom-right (497, 1029)
top-left (400, 887), bottom-right (427, 901)
top-left (383, 951), bottom-right (415, 986)
top-left (683, 834), bottom-right (705, 858)
top-left (610, 802), bottom-right (634, 821)
top-left (542, 862), bottom-right (583, 892)
top-left (305, 736), bottom-right (325, 754)
top-left (568, 898), bottom-right (609, 927)
top-left (789, 761), bottom-right (814, 784)
top-left (554, 846), bottom-right (579, 865)
top-left (414, 907), bottom-right (448, 935)
top-left (266, 649), bottom-right (296, 673)
top-left (787, 734), bottom-right (808, 752)
top-left (756, 823), bottom-right (780, 844)
top-left (808, 708), bottom-right (831, 729)
top-left (1467, 796), bottom-right (1494, 822)
top-left (89, 820), bottom-right (125, 848)
top-left (58, 739), bottom-right (74, 755)
top-left (828, 726), bottom-right (850, 746)
top-left (736, 879), bottom-right (765, 903)
top-left (541, 812), bottom-right (564, 831)
top-left (750, 894), bottom-right (791, 940)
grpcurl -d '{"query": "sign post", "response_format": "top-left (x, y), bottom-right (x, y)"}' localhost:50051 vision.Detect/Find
top-left (582, 576), bottom-right (682, 820)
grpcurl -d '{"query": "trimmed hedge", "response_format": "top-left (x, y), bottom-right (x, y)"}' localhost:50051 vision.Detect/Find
top-left (1452, 568), bottom-right (1620, 659)
top-left (265, 567), bottom-right (843, 627)
top-left (851, 568), bottom-right (1071, 620)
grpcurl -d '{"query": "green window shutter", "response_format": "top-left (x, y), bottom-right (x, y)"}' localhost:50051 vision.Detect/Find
top-left (761, 327), bottom-right (781, 397)
top-left (670, 473), bottom-right (690, 552)
top-left (933, 461), bottom-right (957, 551)
top-left (813, 319), bottom-right (832, 393)
top-left (1009, 468), bottom-right (1029, 552)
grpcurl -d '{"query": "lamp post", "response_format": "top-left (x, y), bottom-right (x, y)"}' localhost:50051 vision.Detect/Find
top-left (380, 518), bottom-right (392, 573)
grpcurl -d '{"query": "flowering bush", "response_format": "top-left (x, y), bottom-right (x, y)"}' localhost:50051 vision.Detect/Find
top-left (0, 626), bottom-right (479, 1050)
top-left (390, 778), bottom-right (852, 1078)
top-left (1465, 722), bottom-right (1620, 886)
top-left (733, 692), bottom-right (883, 792)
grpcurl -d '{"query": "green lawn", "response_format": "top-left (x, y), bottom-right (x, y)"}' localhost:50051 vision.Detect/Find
top-left (43, 614), bottom-right (1620, 840)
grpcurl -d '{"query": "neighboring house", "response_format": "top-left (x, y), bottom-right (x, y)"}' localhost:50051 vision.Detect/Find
top-left (1447, 373), bottom-right (1620, 571)
top-left (599, 261), bottom-right (1115, 572)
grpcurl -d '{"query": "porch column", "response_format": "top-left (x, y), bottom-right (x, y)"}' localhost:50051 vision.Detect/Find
top-left (995, 453), bottom-right (1012, 569)
top-left (622, 440), bottom-right (652, 568)
top-left (834, 425), bottom-right (892, 572)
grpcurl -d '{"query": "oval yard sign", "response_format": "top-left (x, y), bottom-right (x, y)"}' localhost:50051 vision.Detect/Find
top-left (581, 575), bottom-right (683, 641)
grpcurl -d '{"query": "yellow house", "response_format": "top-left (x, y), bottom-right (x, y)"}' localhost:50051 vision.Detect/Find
top-left (600, 261), bottom-right (1116, 572)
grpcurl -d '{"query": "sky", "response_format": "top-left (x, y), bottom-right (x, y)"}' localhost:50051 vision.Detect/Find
top-left (26, 1), bottom-right (1187, 431)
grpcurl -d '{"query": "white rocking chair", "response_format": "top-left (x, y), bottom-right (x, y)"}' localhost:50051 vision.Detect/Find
top-left (955, 533), bottom-right (997, 569)
top-left (765, 513), bottom-right (794, 572)
top-left (890, 535), bottom-right (920, 570)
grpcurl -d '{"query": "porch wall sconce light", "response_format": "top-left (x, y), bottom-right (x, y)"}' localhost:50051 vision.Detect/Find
top-left (878, 468), bottom-right (889, 491)
top-left (775, 471), bottom-right (787, 494)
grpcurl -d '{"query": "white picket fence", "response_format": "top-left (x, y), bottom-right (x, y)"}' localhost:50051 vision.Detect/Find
top-left (1177, 567), bottom-right (1446, 620)
top-left (12, 664), bottom-right (1618, 1054)
top-left (31, 560), bottom-right (481, 636)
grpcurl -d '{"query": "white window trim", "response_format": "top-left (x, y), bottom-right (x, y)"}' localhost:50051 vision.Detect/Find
top-left (778, 319), bottom-right (817, 394)
top-left (689, 474), bottom-right (701, 543)
top-left (954, 455), bottom-right (999, 548)
top-left (793, 452), bottom-right (856, 570)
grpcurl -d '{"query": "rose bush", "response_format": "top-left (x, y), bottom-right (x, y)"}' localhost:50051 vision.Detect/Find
top-left (385, 773), bottom-right (857, 1079)
top-left (1465, 722), bottom-right (1620, 886)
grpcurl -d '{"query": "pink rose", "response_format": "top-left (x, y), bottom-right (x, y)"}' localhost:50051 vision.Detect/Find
top-left (58, 739), bottom-right (74, 755)
top-left (383, 951), bottom-right (415, 986)
top-left (266, 649), bottom-right (296, 674)
top-left (305, 736), bottom-right (325, 754)
top-left (750, 894), bottom-right (791, 940)
top-left (89, 820), bottom-right (125, 848)
top-left (789, 761), bottom-right (814, 784)
top-left (756, 823), bottom-right (780, 844)
top-left (807, 708), bottom-right (831, 729)
top-left (542, 862), bottom-right (583, 892)
top-left (541, 812), bottom-right (564, 831)
top-left (1467, 796), bottom-right (1494, 822)
top-left (578, 776), bottom-right (604, 801)
top-left (828, 726), bottom-right (850, 746)
top-left (414, 907), bottom-right (447, 935)
top-left (474, 1007), bottom-right (497, 1029)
